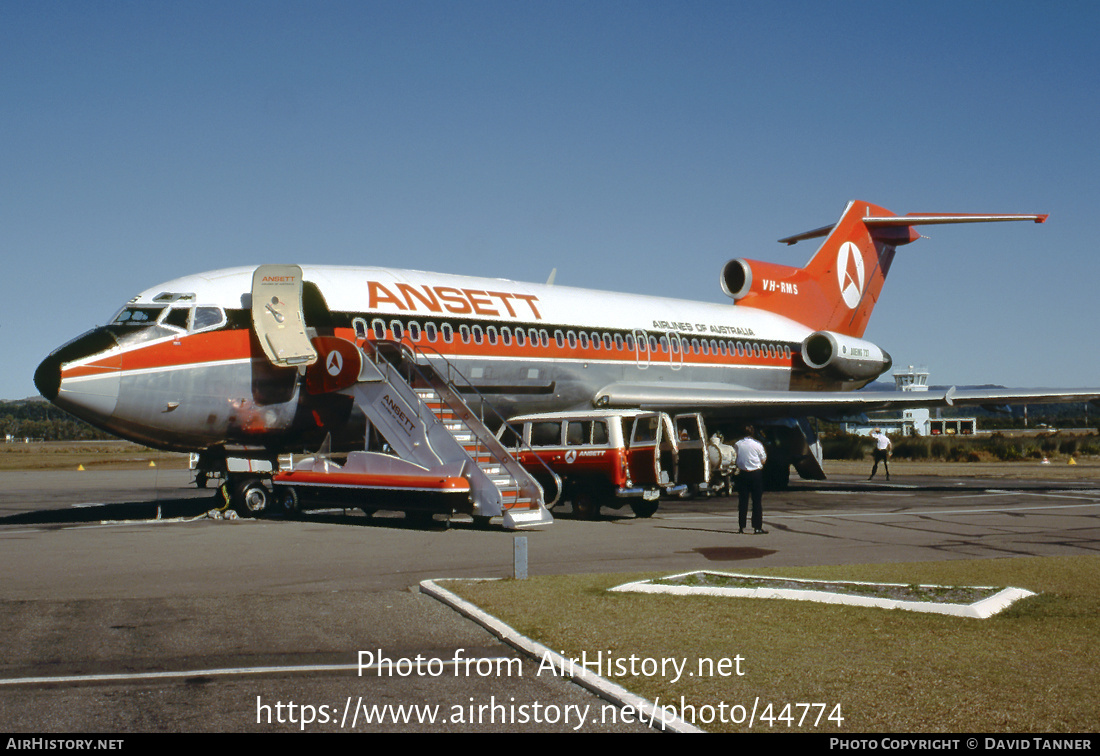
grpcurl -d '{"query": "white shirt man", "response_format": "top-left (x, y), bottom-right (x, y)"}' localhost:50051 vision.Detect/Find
top-left (734, 428), bottom-right (767, 534)
top-left (734, 435), bottom-right (767, 471)
top-left (869, 429), bottom-right (892, 481)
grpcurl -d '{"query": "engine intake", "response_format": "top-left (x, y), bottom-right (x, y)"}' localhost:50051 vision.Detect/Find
top-left (802, 331), bottom-right (892, 382)
top-left (720, 259), bottom-right (753, 300)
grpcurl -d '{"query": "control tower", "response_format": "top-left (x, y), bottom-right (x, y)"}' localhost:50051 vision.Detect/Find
top-left (895, 365), bottom-right (930, 436)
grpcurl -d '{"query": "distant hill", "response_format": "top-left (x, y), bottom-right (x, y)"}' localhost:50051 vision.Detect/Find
top-left (0, 399), bottom-right (117, 441)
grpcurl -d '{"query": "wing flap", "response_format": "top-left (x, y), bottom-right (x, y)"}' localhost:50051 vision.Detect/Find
top-left (595, 382), bottom-right (1100, 418)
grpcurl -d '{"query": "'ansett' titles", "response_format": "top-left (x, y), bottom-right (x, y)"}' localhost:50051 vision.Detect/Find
top-left (366, 282), bottom-right (542, 320)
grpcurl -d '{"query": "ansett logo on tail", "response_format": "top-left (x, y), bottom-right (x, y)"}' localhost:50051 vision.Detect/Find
top-left (837, 242), bottom-right (865, 310)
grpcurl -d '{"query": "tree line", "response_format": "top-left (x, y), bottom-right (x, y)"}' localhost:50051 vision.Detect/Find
top-left (0, 400), bottom-right (116, 442)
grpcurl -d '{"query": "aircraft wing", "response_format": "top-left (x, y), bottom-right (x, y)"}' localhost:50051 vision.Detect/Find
top-left (594, 382), bottom-right (1100, 419)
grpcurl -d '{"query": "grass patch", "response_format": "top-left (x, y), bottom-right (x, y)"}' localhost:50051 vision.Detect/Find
top-left (447, 556), bottom-right (1100, 732)
top-left (0, 441), bottom-right (189, 471)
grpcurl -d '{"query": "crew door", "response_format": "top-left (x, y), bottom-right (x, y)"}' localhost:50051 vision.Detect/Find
top-left (251, 265), bottom-right (318, 367)
top-left (633, 329), bottom-right (650, 369)
top-left (666, 331), bottom-right (683, 370)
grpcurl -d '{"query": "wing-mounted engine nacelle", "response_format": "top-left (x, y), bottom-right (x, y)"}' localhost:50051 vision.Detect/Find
top-left (801, 331), bottom-right (892, 382)
top-left (720, 258), bottom-right (804, 301)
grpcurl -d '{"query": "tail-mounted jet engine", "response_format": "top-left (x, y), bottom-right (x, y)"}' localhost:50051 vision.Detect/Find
top-left (801, 331), bottom-right (892, 382)
top-left (720, 258), bottom-right (803, 301)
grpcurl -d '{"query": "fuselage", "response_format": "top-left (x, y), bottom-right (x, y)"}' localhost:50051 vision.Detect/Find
top-left (35, 264), bottom-right (857, 457)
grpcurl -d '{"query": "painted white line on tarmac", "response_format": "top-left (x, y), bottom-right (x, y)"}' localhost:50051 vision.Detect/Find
top-left (0, 657), bottom-right (514, 687)
top-left (664, 501), bottom-right (1100, 520)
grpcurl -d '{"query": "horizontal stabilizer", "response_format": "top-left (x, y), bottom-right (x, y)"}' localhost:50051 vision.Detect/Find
top-left (779, 211), bottom-right (1047, 245)
top-left (871, 213), bottom-right (1048, 226)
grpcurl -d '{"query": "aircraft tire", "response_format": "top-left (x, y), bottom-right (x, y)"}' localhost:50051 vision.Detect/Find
top-left (234, 479), bottom-right (270, 516)
top-left (629, 499), bottom-right (659, 518)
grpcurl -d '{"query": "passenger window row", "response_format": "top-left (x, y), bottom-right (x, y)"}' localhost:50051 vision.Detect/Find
top-left (355, 317), bottom-right (792, 361)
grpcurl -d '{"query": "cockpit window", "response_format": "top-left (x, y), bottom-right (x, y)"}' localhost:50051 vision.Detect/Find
top-left (162, 307), bottom-right (190, 330)
top-left (191, 306), bottom-right (225, 332)
top-left (113, 306), bottom-right (165, 325)
top-left (152, 292), bottom-right (196, 303)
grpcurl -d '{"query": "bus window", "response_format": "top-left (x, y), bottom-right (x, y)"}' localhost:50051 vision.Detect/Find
top-left (498, 424), bottom-right (522, 450)
top-left (591, 421), bottom-right (609, 446)
top-left (530, 422), bottom-right (562, 447)
top-left (567, 421), bottom-right (590, 446)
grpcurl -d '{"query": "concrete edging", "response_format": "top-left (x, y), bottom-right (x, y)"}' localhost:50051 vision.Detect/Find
top-left (420, 577), bottom-right (703, 733)
top-left (609, 571), bottom-right (1036, 619)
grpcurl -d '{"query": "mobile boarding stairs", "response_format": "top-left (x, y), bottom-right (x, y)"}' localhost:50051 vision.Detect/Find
top-left (251, 264), bottom-right (555, 529)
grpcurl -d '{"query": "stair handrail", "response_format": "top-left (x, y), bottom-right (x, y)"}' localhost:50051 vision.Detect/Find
top-left (363, 337), bottom-right (561, 507)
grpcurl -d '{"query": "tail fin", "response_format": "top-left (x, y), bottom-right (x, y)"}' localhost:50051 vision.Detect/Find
top-left (723, 200), bottom-right (1046, 337)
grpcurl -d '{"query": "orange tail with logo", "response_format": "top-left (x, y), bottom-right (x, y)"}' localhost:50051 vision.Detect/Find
top-left (723, 201), bottom-right (1046, 338)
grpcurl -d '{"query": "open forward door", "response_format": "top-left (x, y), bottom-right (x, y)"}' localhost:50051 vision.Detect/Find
top-left (251, 265), bottom-right (317, 367)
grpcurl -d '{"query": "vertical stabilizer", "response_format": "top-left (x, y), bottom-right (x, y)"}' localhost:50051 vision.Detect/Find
top-left (722, 201), bottom-right (1046, 338)
top-left (793, 200), bottom-right (900, 337)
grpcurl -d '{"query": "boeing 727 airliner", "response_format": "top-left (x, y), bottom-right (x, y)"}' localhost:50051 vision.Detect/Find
top-left (34, 200), bottom-right (1100, 523)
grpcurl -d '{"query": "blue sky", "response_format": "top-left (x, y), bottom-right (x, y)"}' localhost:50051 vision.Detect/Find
top-left (3, 1), bottom-right (1098, 400)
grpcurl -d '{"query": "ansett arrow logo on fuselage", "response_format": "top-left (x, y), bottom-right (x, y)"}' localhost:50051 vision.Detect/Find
top-left (326, 350), bottom-right (343, 377)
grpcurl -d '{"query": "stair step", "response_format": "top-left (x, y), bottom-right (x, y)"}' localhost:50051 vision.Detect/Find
top-left (356, 366), bottom-right (547, 518)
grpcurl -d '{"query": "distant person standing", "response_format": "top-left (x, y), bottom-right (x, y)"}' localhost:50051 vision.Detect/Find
top-left (869, 428), bottom-right (892, 481)
top-left (734, 426), bottom-right (767, 534)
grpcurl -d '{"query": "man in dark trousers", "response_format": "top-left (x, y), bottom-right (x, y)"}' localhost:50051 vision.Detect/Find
top-left (734, 425), bottom-right (767, 534)
top-left (869, 428), bottom-right (892, 481)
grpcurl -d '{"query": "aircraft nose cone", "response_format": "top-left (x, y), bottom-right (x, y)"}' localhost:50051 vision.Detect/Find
top-left (36, 328), bottom-right (122, 425)
top-left (34, 353), bottom-right (61, 401)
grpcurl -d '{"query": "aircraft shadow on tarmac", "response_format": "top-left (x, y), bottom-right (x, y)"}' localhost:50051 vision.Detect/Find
top-left (5, 479), bottom-right (1090, 530)
top-left (0, 495), bottom-right (649, 531)
top-left (0, 496), bottom-right (222, 528)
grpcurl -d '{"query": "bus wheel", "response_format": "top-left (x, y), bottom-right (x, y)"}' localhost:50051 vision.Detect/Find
top-left (572, 492), bottom-right (600, 520)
